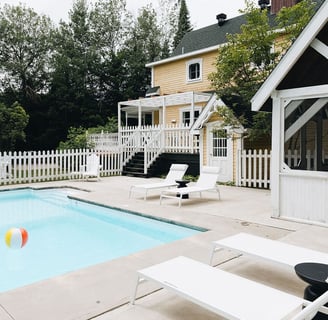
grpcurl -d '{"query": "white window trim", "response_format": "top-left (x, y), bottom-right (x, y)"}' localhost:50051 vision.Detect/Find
top-left (186, 58), bottom-right (203, 83)
top-left (180, 105), bottom-right (202, 125)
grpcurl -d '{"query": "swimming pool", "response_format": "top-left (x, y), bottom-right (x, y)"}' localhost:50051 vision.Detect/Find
top-left (0, 188), bottom-right (202, 292)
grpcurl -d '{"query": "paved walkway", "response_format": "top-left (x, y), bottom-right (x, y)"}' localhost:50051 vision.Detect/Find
top-left (0, 176), bottom-right (327, 320)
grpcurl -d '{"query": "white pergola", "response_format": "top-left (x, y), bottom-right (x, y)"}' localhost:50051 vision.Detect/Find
top-left (117, 91), bottom-right (212, 128)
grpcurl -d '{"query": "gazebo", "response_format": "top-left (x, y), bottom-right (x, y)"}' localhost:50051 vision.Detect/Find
top-left (252, 0), bottom-right (328, 225)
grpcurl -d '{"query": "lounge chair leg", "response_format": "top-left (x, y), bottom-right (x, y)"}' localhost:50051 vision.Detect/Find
top-left (131, 275), bottom-right (142, 305)
top-left (216, 187), bottom-right (221, 199)
top-left (209, 245), bottom-right (223, 265)
top-left (178, 195), bottom-right (182, 207)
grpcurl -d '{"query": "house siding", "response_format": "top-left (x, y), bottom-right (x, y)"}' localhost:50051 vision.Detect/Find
top-left (164, 102), bottom-right (207, 124)
top-left (165, 106), bottom-right (181, 124)
top-left (153, 51), bottom-right (218, 95)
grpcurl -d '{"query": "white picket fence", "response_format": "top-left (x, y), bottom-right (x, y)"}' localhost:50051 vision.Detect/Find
top-left (237, 149), bottom-right (271, 189)
top-left (0, 149), bottom-right (121, 185)
top-left (2, 147), bottom-right (321, 189)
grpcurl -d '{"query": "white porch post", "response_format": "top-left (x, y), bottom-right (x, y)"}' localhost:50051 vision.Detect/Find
top-left (118, 103), bottom-right (122, 148)
top-left (162, 96), bottom-right (166, 151)
top-left (199, 129), bottom-right (204, 170)
top-left (125, 112), bottom-right (128, 127)
top-left (138, 100), bottom-right (142, 128)
top-left (162, 96), bottom-right (166, 127)
top-left (271, 92), bottom-right (282, 218)
top-left (190, 92), bottom-right (195, 125)
top-left (118, 102), bottom-right (122, 131)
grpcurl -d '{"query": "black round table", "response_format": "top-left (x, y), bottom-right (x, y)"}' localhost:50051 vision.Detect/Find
top-left (294, 262), bottom-right (328, 320)
top-left (175, 180), bottom-right (190, 199)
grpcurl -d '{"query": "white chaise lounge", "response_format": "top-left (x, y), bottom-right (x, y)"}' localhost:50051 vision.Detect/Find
top-left (129, 164), bottom-right (188, 200)
top-left (209, 232), bottom-right (328, 267)
top-left (0, 156), bottom-right (10, 179)
top-left (131, 256), bottom-right (328, 320)
top-left (160, 166), bottom-right (220, 207)
top-left (71, 153), bottom-right (102, 181)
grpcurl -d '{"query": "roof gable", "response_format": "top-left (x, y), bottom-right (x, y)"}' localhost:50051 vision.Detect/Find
top-left (251, 0), bottom-right (328, 111)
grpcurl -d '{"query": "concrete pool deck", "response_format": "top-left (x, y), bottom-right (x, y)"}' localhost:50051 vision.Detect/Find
top-left (0, 176), bottom-right (327, 320)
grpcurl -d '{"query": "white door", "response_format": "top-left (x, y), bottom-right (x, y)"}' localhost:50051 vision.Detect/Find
top-left (207, 124), bottom-right (233, 182)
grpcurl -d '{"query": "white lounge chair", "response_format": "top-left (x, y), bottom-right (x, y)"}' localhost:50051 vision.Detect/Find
top-left (160, 166), bottom-right (220, 207)
top-left (129, 163), bottom-right (188, 200)
top-left (71, 153), bottom-right (102, 181)
top-left (131, 256), bottom-right (328, 320)
top-left (209, 232), bottom-right (328, 267)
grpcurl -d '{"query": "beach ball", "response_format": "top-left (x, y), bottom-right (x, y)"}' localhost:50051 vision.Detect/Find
top-left (5, 228), bottom-right (29, 249)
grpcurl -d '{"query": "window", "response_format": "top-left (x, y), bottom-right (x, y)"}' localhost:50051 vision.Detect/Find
top-left (212, 130), bottom-right (227, 157)
top-left (181, 108), bottom-right (201, 125)
top-left (186, 59), bottom-right (202, 82)
top-left (284, 98), bottom-right (328, 171)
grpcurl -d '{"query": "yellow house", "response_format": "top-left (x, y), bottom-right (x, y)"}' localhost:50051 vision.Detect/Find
top-left (117, 0), bottom-right (300, 182)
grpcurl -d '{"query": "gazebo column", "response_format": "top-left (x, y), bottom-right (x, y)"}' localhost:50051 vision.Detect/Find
top-left (271, 92), bottom-right (282, 218)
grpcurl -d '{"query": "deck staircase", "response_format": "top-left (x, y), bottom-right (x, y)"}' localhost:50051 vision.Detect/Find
top-left (122, 152), bottom-right (149, 177)
top-left (122, 152), bottom-right (200, 178)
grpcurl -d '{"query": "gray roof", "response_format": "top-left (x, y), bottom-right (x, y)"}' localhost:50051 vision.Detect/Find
top-left (172, 14), bottom-right (247, 57)
top-left (171, 0), bottom-right (324, 58)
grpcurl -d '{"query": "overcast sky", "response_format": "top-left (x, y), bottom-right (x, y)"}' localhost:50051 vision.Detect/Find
top-left (0, 0), bottom-right (257, 29)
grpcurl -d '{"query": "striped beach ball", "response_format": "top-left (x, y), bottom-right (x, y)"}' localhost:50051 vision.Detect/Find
top-left (5, 228), bottom-right (29, 249)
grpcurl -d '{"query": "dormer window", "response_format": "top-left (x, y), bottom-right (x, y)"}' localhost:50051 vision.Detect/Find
top-left (186, 58), bottom-right (202, 83)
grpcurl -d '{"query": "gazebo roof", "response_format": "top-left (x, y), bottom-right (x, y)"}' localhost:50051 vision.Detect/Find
top-left (251, 0), bottom-right (327, 111)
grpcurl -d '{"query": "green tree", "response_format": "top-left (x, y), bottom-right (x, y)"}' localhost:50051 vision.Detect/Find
top-left (157, 0), bottom-right (180, 57)
top-left (57, 127), bottom-right (90, 150)
top-left (173, 0), bottom-right (192, 49)
top-left (210, 0), bottom-right (315, 139)
top-left (0, 4), bottom-right (54, 99)
top-left (49, 0), bottom-right (128, 147)
top-left (49, 0), bottom-right (101, 143)
top-left (0, 102), bottom-right (29, 151)
top-left (58, 117), bottom-right (118, 150)
top-left (121, 5), bottom-right (164, 98)
top-left (89, 0), bottom-right (129, 110)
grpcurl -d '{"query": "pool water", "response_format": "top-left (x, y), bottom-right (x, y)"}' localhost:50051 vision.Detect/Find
top-left (0, 188), bottom-right (201, 292)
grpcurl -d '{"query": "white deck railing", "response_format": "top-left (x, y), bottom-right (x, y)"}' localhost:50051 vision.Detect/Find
top-left (119, 124), bottom-right (199, 174)
top-left (0, 149), bottom-right (121, 185)
top-left (88, 132), bottom-right (119, 150)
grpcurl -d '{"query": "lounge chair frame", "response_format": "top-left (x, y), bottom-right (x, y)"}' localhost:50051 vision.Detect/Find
top-left (71, 153), bottom-right (102, 181)
top-left (160, 166), bottom-right (220, 207)
top-left (131, 256), bottom-right (328, 320)
top-left (129, 164), bottom-right (188, 200)
top-left (0, 156), bottom-right (11, 180)
top-left (209, 232), bottom-right (328, 267)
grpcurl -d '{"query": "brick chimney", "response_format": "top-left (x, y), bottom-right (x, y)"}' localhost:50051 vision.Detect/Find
top-left (270, 0), bottom-right (299, 14)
